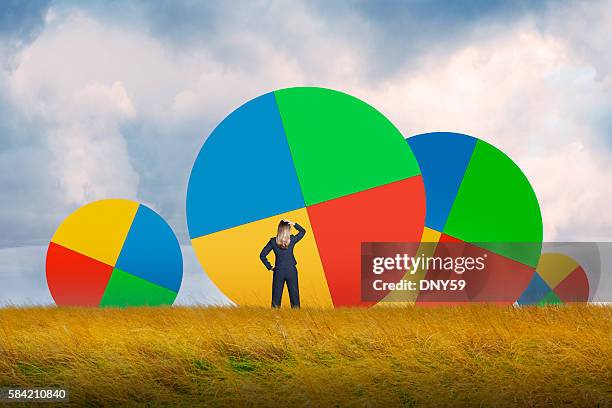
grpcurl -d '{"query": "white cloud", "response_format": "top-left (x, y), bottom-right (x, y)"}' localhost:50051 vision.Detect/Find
top-left (44, 81), bottom-right (139, 204)
top-left (7, 14), bottom-right (144, 211)
top-left (524, 142), bottom-right (612, 241)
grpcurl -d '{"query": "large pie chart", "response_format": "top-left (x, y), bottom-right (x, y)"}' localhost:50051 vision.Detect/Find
top-left (390, 132), bottom-right (543, 304)
top-left (187, 87), bottom-right (426, 307)
top-left (46, 199), bottom-right (183, 307)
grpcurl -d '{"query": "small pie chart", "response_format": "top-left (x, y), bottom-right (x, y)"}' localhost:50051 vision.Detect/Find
top-left (518, 253), bottom-right (590, 305)
top-left (46, 199), bottom-right (183, 307)
top-left (187, 87), bottom-right (426, 307)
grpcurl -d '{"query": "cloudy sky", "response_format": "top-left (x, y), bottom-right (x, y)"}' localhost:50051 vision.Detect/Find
top-left (1, 0), bottom-right (611, 305)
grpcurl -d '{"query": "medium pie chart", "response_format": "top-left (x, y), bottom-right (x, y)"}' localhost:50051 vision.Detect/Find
top-left (388, 132), bottom-right (543, 304)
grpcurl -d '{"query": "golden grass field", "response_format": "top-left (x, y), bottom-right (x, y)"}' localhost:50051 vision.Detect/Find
top-left (0, 305), bottom-right (610, 407)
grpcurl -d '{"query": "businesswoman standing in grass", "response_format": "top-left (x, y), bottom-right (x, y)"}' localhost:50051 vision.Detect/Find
top-left (259, 219), bottom-right (305, 308)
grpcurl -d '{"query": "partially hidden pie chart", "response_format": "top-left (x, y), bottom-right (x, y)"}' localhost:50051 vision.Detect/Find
top-left (384, 132), bottom-right (543, 305)
top-left (518, 253), bottom-right (590, 305)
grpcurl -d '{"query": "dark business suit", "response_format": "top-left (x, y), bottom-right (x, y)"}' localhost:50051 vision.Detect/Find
top-left (259, 223), bottom-right (306, 308)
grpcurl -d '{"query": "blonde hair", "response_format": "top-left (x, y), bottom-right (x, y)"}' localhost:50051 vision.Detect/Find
top-left (276, 221), bottom-right (291, 249)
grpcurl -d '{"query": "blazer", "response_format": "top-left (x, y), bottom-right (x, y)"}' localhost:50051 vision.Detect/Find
top-left (259, 223), bottom-right (306, 270)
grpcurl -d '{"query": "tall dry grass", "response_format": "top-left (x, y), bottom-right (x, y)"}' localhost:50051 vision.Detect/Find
top-left (0, 305), bottom-right (610, 407)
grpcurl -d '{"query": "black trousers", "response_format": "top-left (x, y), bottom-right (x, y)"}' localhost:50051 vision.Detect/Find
top-left (271, 265), bottom-right (300, 308)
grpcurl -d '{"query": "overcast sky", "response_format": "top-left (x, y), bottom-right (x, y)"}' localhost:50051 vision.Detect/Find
top-left (1, 0), bottom-right (611, 305)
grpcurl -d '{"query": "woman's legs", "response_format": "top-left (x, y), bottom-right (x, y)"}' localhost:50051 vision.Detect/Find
top-left (286, 266), bottom-right (300, 308)
top-left (271, 270), bottom-right (284, 308)
top-left (271, 267), bottom-right (300, 308)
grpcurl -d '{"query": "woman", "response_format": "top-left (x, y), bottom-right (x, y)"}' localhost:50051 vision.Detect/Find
top-left (259, 219), bottom-right (305, 308)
